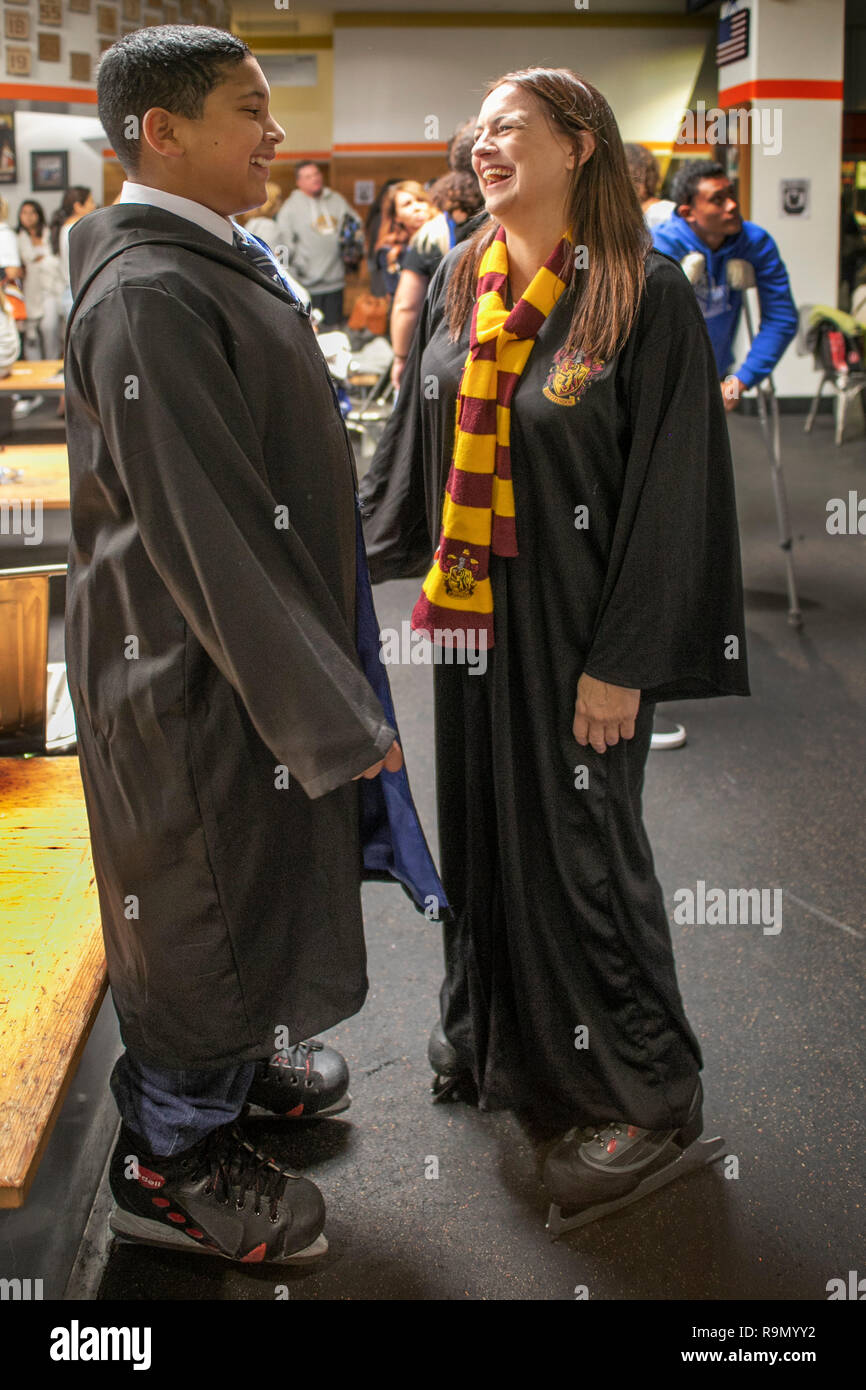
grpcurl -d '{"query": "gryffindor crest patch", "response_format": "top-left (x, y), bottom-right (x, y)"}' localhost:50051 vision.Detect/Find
top-left (542, 347), bottom-right (605, 406)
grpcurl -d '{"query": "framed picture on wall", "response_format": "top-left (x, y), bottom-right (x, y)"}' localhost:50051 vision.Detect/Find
top-left (38, 0), bottom-right (63, 26)
top-left (5, 10), bottom-right (31, 40)
top-left (121, 0), bottom-right (141, 19)
top-left (70, 50), bottom-right (92, 80)
top-left (31, 150), bottom-right (69, 193)
top-left (5, 46), bottom-right (31, 77)
top-left (96, 3), bottom-right (119, 35)
top-left (0, 112), bottom-right (17, 184)
top-left (68, 0), bottom-right (92, 11)
top-left (38, 32), bottom-right (62, 62)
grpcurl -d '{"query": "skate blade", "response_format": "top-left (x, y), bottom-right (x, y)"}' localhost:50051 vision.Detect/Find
top-left (431, 1073), bottom-right (460, 1103)
top-left (430, 1072), bottom-right (476, 1104)
top-left (546, 1135), bottom-right (727, 1239)
top-left (109, 1207), bottom-right (328, 1263)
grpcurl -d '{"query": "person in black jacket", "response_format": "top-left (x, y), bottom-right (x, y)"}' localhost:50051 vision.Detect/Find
top-left (64, 24), bottom-right (445, 1265)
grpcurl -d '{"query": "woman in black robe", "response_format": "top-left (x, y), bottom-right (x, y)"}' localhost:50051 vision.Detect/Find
top-left (361, 67), bottom-right (749, 1214)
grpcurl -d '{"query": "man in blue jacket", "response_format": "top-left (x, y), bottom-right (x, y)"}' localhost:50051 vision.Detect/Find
top-left (652, 160), bottom-right (798, 411)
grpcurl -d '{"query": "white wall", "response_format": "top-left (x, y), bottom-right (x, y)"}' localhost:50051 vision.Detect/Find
top-left (3, 11), bottom-right (102, 90)
top-left (719, 0), bottom-right (845, 396)
top-left (0, 2), bottom-right (230, 89)
top-left (1, 112), bottom-right (106, 227)
top-left (333, 24), bottom-right (710, 147)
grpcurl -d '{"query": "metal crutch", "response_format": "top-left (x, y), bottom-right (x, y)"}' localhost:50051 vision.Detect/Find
top-left (726, 258), bottom-right (803, 629)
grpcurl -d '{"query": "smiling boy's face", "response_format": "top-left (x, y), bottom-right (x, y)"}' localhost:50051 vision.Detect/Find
top-left (139, 55), bottom-right (285, 216)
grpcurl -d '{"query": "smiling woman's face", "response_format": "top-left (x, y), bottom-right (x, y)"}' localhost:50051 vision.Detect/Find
top-left (472, 82), bottom-right (581, 232)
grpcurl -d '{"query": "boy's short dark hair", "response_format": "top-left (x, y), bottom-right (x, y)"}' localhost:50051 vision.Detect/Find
top-left (97, 25), bottom-right (251, 175)
top-left (670, 160), bottom-right (728, 214)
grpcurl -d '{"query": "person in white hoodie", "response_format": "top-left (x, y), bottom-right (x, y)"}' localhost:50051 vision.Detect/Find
top-left (275, 161), bottom-right (353, 327)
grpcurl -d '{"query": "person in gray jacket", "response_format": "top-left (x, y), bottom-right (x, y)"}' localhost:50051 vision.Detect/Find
top-left (276, 161), bottom-right (353, 326)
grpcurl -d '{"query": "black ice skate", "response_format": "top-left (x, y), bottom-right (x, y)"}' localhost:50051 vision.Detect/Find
top-left (427, 1020), bottom-right (477, 1103)
top-left (109, 1120), bottom-right (327, 1263)
top-left (246, 1040), bottom-right (350, 1118)
top-left (543, 1080), bottom-right (726, 1238)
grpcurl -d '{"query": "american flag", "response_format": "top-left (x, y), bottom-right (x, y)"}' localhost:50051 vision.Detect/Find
top-left (716, 7), bottom-right (750, 67)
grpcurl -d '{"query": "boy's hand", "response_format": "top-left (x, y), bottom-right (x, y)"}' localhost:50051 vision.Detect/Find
top-left (354, 739), bottom-right (403, 780)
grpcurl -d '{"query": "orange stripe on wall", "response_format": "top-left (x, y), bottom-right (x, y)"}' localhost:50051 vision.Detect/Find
top-left (718, 79), bottom-right (843, 105)
top-left (0, 83), bottom-right (96, 102)
top-left (333, 141), bottom-right (449, 153)
top-left (646, 141), bottom-right (715, 155)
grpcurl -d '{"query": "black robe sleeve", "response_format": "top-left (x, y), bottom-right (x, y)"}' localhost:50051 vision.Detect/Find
top-left (582, 286), bottom-right (750, 704)
top-left (71, 285), bottom-right (395, 798)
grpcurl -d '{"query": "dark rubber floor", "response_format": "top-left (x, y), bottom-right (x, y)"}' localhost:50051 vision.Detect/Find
top-left (95, 407), bottom-right (865, 1301)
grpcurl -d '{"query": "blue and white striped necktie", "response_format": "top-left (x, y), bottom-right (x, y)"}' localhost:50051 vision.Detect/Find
top-left (231, 226), bottom-right (310, 316)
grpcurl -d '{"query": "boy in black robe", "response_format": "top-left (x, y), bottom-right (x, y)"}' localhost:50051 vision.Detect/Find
top-left (64, 25), bottom-right (444, 1264)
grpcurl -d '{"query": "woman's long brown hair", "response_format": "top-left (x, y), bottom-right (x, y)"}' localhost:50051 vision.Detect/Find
top-left (446, 68), bottom-right (651, 362)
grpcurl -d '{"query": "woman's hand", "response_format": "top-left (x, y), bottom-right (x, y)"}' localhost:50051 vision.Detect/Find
top-left (573, 674), bottom-right (640, 754)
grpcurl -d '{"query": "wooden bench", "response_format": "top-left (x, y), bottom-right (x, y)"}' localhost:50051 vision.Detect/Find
top-left (0, 756), bottom-right (105, 1208)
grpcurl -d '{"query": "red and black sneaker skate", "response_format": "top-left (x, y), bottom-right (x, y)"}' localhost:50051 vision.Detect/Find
top-left (543, 1080), bottom-right (726, 1237)
top-left (109, 1120), bottom-right (327, 1263)
top-left (246, 1040), bottom-right (350, 1119)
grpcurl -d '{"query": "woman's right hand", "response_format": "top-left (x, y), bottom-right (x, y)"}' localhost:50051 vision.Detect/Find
top-left (573, 673), bottom-right (639, 754)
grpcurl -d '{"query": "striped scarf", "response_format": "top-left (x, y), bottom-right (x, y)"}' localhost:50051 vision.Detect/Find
top-left (411, 225), bottom-right (572, 650)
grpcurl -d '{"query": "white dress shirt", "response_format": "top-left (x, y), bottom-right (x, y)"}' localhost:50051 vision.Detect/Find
top-left (117, 181), bottom-right (237, 245)
top-left (117, 181), bottom-right (311, 309)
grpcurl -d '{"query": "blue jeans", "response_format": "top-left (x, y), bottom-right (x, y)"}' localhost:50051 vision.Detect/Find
top-left (110, 1051), bottom-right (257, 1157)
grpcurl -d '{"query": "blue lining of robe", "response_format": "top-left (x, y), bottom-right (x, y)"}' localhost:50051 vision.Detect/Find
top-left (354, 502), bottom-right (451, 922)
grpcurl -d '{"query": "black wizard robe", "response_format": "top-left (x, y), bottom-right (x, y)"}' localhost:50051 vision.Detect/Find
top-left (361, 247), bottom-right (749, 1132)
top-left (64, 204), bottom-right (445, 1071)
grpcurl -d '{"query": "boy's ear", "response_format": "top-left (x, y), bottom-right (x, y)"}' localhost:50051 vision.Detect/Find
top-left (140, 107), bottom-right (187, 162)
